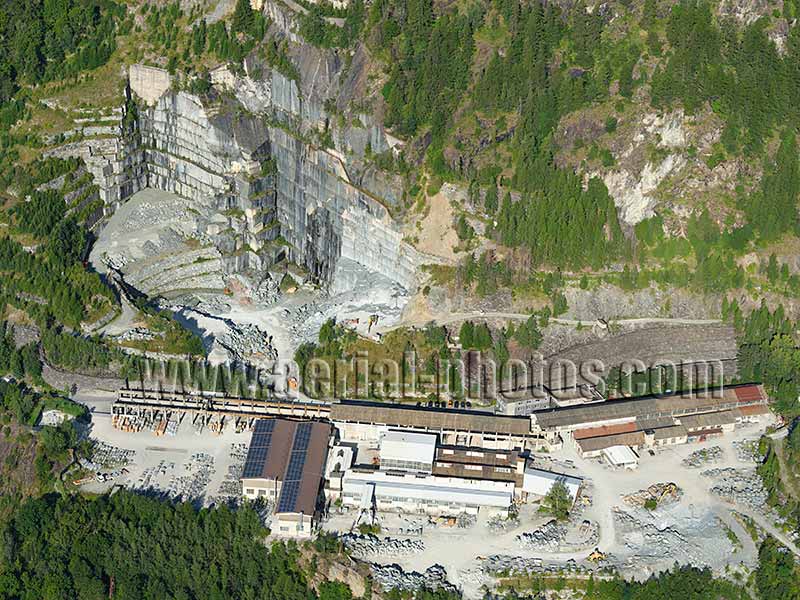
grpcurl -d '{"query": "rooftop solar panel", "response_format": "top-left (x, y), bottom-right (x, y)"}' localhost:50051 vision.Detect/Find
top-left (275, 422), bottom-right (316, 512)
top-left (277, 480), bottom-right (301, 512)
top-left (242, 446), bottom-right (270, 478)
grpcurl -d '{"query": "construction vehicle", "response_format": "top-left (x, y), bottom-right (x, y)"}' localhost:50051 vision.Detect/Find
top-left (587, 548), bottom-right (606, 562)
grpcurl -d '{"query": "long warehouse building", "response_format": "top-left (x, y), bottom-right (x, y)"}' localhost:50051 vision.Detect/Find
top-left (530, 383), bottom-right (770, 456)
top-left (330, 400), bottom-right (547, 450)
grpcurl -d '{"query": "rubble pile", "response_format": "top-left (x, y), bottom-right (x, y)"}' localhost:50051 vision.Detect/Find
top-left (457, 513), bottom-right (477, 528)
top-left (216, 323), bottom-right (277, 364)
top-left (253, 275), bottom-right (280, 305)
top-left (733, 439), bottom-right (761, 463)
top-left (487, 514), bottom-right (521, 533)
top-left (614, 509), bottom-right (690, 559)
top-left (622, 482), bottom-right (682, 508)
top-left (483, 555), bottom-right (590, 576)
top-left (370, 564), bottom-right (455, 594)
top-left (116, 327), bottom-right (159, 342)
top-left (704, 467), bottom-right (768, 509)
top-left (682, 446), bottom-right (723, 468)
top-left (196, 295), bottom-right (231, 314)
top-left (517, 520), bottom-right (568, 551)
top-left (342, 534), bottom-right (425, 558)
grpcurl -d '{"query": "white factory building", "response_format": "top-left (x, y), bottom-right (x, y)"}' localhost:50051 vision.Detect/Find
top-left (379, 430), bottom-right (436, 473)
top-left (521, 465), bottom-right (583, 503)
top-left (341, 469), bottom-right (515, 517)
top-left (328, 428), bottom-right (582, 518)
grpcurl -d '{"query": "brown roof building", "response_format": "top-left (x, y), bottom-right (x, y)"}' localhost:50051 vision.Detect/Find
top-left (331, 400), bottom-right (544, 450)
top-left (241, 418), bottom-right (331, 537)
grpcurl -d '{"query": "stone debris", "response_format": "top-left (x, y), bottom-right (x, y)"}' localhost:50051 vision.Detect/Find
top-left (342, 534), bottom-right (425, 558)
top-left (116, 327), bottom-right (159, 342)
top-left (80, 441), bottom-right (135, 471)
top-left (612, 504), bottom-right (735, 571)
top-left (369, 563), bottom-right (456, 594)
top-left (252, 275), bottom-right (280, 305)
top-left (614, 509), bottom-right (690, 558)
top-left (517, 520), bottom-right (567, 551)
top-left (196, 295), bottom-right (232, 315)
top-left (733, 439), bottom-right (761, 463)
top-left (208, 442), bottom-right (248, 506)
top-left (487, 514), bottom-right (521, 533)
top-left (216, 322), bottom-right (277, 365)
top-left (128, 453), bottom-right (216, 504)
top-left (703, 467), bottom-right (768, 509)
top-left (483, 555), bottom-right (591, 577)
top-left (622, 482), bottom-right (682, 508)
top-left (682, 446), bottom-right (723, 468)
top-left (456, 512), bottom-right (477, 529)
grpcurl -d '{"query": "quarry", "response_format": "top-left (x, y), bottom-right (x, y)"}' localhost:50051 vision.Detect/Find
top-left (76, 61), bottom-right (420, 371)
top-left (33, 9), bottom-right (793, 599)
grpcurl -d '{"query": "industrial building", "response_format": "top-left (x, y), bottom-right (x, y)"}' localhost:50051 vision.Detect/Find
top-left (340, 469), bottom-right (516, 517)
top-left (531, 383), bottom-right (769, 460)
top-left (327, 428), bottom-right (582, 518)
top-left (379, 430), bottom-right (437, 473)
top-left (333, 430), bottom-right (517, 517)
top-left (240, 418), bottom-right (331, 538)
top-left (521, 466), bottom-right (583, 502)
top-left (330, 400), bottom-right (548, 450)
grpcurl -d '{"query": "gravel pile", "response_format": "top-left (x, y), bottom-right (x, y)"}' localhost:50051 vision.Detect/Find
top-left (342, 534), bottom-right (425, 558)
top-left (370, 564), bottom-right (455, 594)
top-left (517, 520), bottom-right (567, 551)
top-left (703, 467), bottom-right (768, 509)
top-left (682, 446), bottom-right (723, 468)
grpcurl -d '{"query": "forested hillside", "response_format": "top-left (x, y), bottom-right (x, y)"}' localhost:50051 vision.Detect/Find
top-left (333, 0), bottom-right (800, 316)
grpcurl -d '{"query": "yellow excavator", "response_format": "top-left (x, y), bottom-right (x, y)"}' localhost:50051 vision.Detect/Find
top-left (587, 548), bottom-right (606, 562)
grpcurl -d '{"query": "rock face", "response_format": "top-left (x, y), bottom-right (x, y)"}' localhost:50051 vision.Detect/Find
top-left (72, 60), bottom-right (420, 293)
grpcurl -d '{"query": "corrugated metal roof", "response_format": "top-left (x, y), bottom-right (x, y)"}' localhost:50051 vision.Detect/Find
top-left (331, 401), bottom-right (533, 435)
top-left (653, 424), bottom-right (688, 440)
top-left (343, 470), bottom-right (514, 508)
top-left (573, 422), bottom-right (637, 440)
top-left (576, 431), bottom-right (645, 453)
top-left (534, 384), bottom-right (766, 430)
top-left (679, 410), bottom-right (737, 430)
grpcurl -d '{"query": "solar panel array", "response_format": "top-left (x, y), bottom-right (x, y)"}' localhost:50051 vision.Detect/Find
top-left (277, 422), bottom-right (313, 513)
top-left (242, 419), bottom-right (276, 478)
